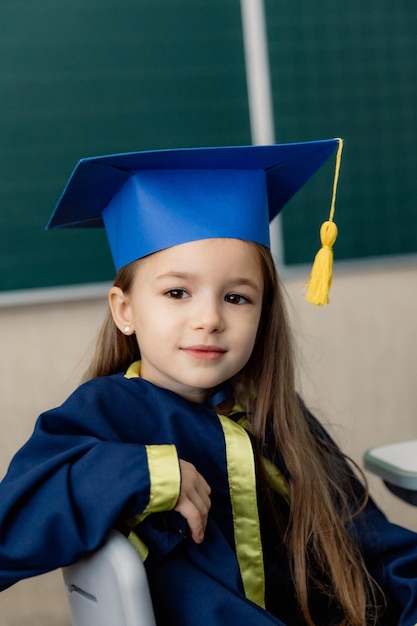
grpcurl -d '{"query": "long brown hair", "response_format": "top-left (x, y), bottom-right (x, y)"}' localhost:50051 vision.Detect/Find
top-left (236, 243), bottom-right (380, 625)
top-left (84, 241), bottom-right (379, 625)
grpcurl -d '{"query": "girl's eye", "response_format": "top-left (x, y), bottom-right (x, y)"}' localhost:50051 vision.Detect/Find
top-left (225, 293), bottom-right (249, 305)
top-left (166, 289), bottom-right (189, 300)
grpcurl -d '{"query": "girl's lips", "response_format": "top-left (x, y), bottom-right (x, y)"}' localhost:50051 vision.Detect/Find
top-left (181, 345), bottom-right (227, 360)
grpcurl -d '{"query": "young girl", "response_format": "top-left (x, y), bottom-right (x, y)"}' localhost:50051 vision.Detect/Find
top-left (1, 140), bottom-right (417, 626)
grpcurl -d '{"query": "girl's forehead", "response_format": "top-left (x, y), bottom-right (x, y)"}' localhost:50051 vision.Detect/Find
top-left (137, 238), bottom-right (263, 277)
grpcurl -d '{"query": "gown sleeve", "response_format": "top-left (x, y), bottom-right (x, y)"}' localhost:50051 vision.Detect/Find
top-left (354, 498), bottom-right (417, 625)
top-left (0, 377), bottom-right (180, 591)
top-left (302, 403), bottom-right (417, 624)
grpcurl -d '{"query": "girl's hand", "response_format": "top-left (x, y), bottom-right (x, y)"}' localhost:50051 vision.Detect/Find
top-left (174, 459), bottom-right (211, 544)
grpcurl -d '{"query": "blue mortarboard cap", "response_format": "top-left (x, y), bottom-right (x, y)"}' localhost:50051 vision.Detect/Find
top-left (47, 140), bottom-right (339, 272)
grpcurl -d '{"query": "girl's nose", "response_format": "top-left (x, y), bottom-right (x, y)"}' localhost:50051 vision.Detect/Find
top-left (191, 297), bottom-right (224, 333)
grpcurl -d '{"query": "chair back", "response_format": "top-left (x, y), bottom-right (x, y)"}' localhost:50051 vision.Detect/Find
top-left (63, 530), bottom-right (156, 626)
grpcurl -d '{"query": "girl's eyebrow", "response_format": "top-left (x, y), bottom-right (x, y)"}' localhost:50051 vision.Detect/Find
top-left (155, 271), bottom-right (194, 281)
top-left (226, 277), bottom-right (261, 292)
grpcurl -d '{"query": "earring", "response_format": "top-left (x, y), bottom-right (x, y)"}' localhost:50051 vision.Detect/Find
top-left (123, 326), bottom-right (131, 334)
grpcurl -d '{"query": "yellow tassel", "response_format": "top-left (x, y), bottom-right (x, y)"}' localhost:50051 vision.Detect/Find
top-left (305, 221), bottom-right (338, 305)
top-left (305, 138), bottom-right (343, 305)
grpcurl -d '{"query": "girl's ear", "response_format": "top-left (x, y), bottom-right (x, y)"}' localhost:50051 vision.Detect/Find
top-left (108, 286), bottom-right (133, 334)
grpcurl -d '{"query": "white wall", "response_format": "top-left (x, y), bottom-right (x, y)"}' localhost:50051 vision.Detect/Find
top-left (1, 260), bottom-right (416, 624)
top-left (0, 295), bottom-right (108, 626)
top-left (285, 260), bottom-right (417, 530)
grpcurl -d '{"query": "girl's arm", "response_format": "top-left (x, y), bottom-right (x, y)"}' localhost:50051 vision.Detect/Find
top-left (303, 403), bottom-right (417, 624)
top-left (355, 499), bottom-right (417, 625)
top-left (0, 378), bottom-right (185, 590)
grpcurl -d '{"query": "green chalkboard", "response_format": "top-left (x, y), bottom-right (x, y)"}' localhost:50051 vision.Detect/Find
top-left (266, 0), bottom-right (417, 264)
top-left (1, 1), bottom-right (416, 292)
top-left (0, 0), bottom-right (250, 291)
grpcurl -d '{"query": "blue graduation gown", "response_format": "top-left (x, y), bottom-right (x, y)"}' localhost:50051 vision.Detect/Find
top-left (1, 371), bottom-right (417, 625)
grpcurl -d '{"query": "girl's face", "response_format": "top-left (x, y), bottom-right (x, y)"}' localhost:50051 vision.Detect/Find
top-left (110, 238), bottom-right (264, 403)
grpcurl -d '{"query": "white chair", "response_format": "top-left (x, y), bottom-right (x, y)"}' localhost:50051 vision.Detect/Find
top-left (364, 439), bottom-right (417, 506)
top-left (63, 530), bottom-right (156, 626)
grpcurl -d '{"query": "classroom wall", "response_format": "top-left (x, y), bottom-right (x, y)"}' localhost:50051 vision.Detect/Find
top-left (1, 259), bottom-right (416, 624)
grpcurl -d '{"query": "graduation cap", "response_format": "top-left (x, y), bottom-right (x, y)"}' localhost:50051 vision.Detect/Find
top-left (47, 139), bottom-right (344, 305)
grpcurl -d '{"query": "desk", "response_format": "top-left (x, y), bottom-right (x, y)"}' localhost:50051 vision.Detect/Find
top-left (364, 440), bottom-right (417, 506)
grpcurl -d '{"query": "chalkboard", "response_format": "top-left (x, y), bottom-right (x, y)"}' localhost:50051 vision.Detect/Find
top-left (266, 0), bottom-right (417, 264)
top-left (0, 0), bottom-right (250, 291)
top-left (1, 1), bottom-right (416, 292)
